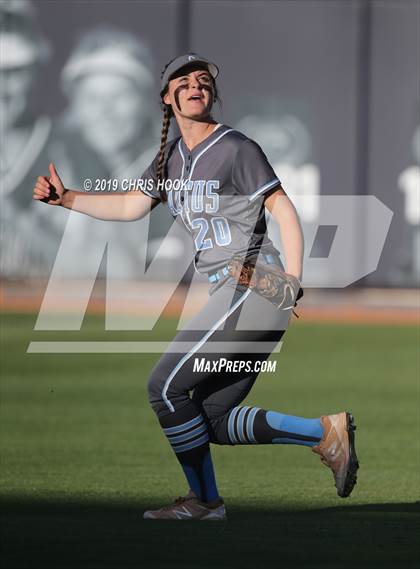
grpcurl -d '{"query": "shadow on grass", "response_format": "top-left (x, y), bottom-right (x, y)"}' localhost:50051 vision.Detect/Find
top-left (1, 498), bottom-right (419, 569)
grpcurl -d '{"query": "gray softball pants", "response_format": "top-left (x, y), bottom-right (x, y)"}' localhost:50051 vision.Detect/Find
top-left (147, 277), bottom-right (292, 445)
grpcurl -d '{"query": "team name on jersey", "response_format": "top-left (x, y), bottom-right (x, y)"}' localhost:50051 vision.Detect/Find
top-left (164, 179), bottom-right (232, 251)
top-left (166, 179), bottom-right (220, 216)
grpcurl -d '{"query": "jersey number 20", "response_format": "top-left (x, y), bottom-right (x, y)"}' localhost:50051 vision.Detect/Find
top-left (190, 217), bottom-right (232, 250)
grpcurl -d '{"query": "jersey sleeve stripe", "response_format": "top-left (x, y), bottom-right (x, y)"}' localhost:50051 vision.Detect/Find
top-left (248, 177), bottom-right (281, 202)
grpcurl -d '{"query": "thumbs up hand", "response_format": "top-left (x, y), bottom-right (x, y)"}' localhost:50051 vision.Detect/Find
top-left (32, 163), bottom-right (66, 206)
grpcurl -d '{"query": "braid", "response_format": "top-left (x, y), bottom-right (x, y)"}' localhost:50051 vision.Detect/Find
top-left (156, 57), bottom-right (222, 202)
top-left (156, 104), bottom-right (173, 202)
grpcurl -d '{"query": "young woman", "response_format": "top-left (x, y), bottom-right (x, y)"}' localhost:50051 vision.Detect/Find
top-left (33, 53), bottom-right (359, 521)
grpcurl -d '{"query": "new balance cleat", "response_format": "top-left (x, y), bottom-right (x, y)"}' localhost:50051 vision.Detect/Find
top-left (143, 491), bottom-right (227, 521)
top-left (312, 411), bottom-right (359, 498)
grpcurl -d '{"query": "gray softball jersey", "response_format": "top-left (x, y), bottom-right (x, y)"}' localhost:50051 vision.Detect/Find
top-left (139, 124), bottom-right (282, 275)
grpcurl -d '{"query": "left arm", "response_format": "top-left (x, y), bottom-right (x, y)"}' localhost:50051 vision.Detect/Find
top-left (264, 186), bottom-right (304, 281)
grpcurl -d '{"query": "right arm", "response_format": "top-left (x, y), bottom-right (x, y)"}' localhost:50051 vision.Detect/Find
top-left (60, 188), bottom-right (158, 221)
top-left (33, 162), bottom-right (159, 221)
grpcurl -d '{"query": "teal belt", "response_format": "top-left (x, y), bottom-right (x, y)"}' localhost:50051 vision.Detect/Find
top-left (208, 252), bottom-right (279, 284)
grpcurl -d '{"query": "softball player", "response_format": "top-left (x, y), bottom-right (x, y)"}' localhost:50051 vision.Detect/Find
top-left (33, 53), bottom-right (359, 521)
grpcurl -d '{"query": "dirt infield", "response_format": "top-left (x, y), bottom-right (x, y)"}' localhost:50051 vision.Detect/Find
top-left (1, 280), bottom-right (418, 325)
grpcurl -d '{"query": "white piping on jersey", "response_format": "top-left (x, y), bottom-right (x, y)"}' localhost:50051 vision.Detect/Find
top-left (177, 138), bottom-right (197, 231)
top-left (186, 128), bottom-right (234, 181)
top-left (175, 128), bottom-right (236, 274)
top-left (162, 287), bottom-right (252, 412)
top-left (173, 139), bottom-right (194, 235)
top-left (178, 138), bottom-right (186, 180)
top-left (248, 177), bottom-right (281, 202)
top-left (175, 127), bottom-right (236, 269)
top-left (178, 122), bottom-right (225, 180)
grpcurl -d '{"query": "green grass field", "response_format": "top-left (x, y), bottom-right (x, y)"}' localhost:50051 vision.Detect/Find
top-left (1, 312), bottom-right (419, 569)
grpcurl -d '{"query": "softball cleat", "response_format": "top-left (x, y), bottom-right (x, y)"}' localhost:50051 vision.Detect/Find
top-left (312, 411), bottom-right (359, 498)
top-left (143, 491), bottom-right (227, 521)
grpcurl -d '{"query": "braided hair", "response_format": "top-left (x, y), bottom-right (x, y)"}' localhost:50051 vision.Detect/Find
top-left (157, 57), bottom-right (222, 202)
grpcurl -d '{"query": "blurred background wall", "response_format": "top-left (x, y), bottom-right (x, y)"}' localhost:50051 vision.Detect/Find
top-left (0, 0), bottom-right (418, 287)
